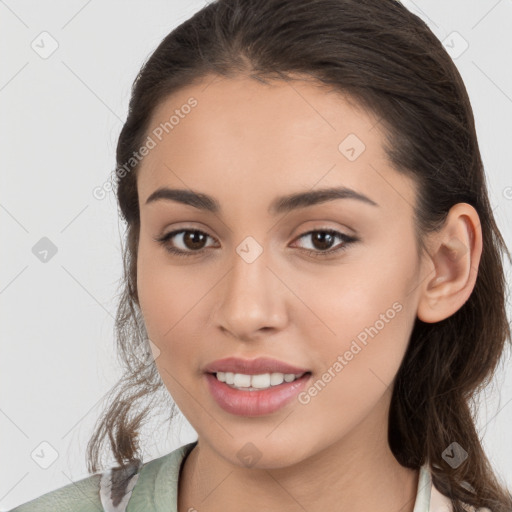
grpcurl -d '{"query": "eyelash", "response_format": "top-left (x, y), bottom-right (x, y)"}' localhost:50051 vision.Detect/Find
top-left (154, 228), bottom-right (358, 259)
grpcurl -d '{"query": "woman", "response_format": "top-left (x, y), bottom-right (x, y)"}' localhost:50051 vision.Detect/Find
top-left (10, 0), bottom-right (512, 511)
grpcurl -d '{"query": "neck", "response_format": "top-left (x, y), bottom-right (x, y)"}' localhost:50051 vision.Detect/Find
top-left (178, 401), bottom-right (419, 512)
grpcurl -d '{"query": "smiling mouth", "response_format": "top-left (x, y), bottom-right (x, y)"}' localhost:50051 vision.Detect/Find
top-left (208, 371), bottom-right (311, 391)
top-left (204, 371), bottom-right (313, 416)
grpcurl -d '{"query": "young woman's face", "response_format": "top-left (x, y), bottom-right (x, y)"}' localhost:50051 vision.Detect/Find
top-left (136, 74), bottom-right (428, 468)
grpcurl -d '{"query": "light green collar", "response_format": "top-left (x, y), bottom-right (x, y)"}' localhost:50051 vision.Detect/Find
top-left (128, 442), bottom-right (453, 512)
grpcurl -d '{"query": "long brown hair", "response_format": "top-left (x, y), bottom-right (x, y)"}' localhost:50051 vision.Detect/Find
top-left (86, 1), bottom-right (512, 510)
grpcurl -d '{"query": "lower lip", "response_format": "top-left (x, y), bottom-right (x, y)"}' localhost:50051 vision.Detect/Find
top-left (205, 372), bottom-right (311, 417)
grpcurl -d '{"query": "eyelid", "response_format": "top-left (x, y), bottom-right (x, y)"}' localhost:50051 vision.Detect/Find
top-left (153, 227), bottom-right (217, 253)
top-left (290, 228), bottom-right (358, 256)
top-left (154, 225), bottom-right (358, 259)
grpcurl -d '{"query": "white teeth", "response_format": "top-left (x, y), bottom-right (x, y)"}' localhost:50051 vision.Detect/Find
top-left (233, 373), bottom-right (251, 387)
top-left (215, 371), bottom-right (304, 390)
top-left (251, 373), bottom-right (271, 389)
top-left (270, 372), bottom-right (284, 386)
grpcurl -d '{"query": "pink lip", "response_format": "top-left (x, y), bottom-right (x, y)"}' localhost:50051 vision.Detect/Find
top-left (203, 356), bottom-right (310, 375)
top-left (205, 372), bottom-right (311, 416)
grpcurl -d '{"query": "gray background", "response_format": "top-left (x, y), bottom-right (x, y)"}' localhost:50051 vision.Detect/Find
top-left (1, 0), bottom-right (511, 508)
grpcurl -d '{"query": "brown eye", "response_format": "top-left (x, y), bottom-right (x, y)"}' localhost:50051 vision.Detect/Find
top-left (154, 229), bottom-right (216, 256)
top-left (292, 229), bottom-right (358, 258)
top-left (310, 231), bottom-right (336, 251)
top-left (181, 230), bottom-right (209, 250)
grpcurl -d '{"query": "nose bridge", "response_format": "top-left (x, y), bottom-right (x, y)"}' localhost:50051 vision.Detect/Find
top-left (227, 234), bottom-right (271, 303)
top-left (214, 233), bottom-right (287, 336)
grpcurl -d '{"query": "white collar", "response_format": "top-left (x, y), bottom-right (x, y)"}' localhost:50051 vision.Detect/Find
top-left (415, 463), bottom-right (478, 512)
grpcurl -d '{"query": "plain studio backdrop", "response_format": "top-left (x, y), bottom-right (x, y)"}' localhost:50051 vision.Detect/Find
top-left (1, 0), bottom-right (511, 509)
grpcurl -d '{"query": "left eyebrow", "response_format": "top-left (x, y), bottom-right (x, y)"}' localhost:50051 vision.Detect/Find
top-left (269, 186), bottom-right (379, 214)
top-left (144, 186), bottom-right (379, 215)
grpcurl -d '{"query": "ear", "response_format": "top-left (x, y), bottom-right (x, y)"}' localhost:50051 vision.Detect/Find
top-left (416, 203), bottom-right (483, 323)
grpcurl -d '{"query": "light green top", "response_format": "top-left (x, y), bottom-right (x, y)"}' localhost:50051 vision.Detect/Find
top-left (10, 441), bottom-right (471, 512)
top-left (10, 441), bottom-right (197, 512)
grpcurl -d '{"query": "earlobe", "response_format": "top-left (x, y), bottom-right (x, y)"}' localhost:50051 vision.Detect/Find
top-left (416, 203), bottom-right (483, 324)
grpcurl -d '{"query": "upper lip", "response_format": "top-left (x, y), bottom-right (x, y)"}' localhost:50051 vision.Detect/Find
top-left (203, 357), bottom-right (310, 375)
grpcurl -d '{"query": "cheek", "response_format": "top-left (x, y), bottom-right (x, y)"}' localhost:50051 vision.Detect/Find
top-left (136, 248), bottom-right (217, 390)
top-left (137, 246), bottom-right (202, 341)
top-left (294, 250), bottom-right (416, 388)
top-left (136, 257), bottom-right (201, 406)
top-left (292, 276), bottom-right (412, 441)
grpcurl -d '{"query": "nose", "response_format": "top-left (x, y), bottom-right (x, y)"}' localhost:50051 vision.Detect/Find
top-left (213, 245), bottom-right (289, 342)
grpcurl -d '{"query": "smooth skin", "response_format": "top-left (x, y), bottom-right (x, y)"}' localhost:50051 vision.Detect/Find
top-left (135, 74), bottom-right (482, 512)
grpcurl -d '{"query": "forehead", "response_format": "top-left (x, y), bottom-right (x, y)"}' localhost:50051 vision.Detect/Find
top-left (136, 74), bottom-right (416, 216)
